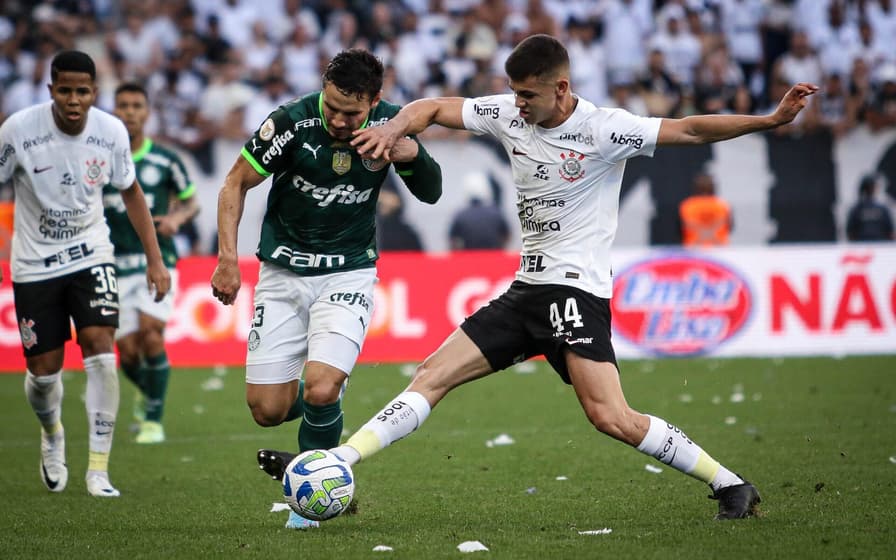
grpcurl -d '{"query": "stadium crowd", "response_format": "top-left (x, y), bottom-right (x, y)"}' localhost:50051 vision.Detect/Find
top-left (1, 0), bottom-right (895, 249)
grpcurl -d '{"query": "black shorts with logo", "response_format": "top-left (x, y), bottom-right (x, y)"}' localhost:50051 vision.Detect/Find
top-left (13, 264), bottom-right (120, 357)
top-left (460, 280), bottom-right (617, 384)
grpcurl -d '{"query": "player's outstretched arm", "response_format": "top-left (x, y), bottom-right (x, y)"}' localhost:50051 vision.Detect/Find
top-left (211, 156), bottom-right (265, 306)
top-left (658, 82), bottom-right (819, 146)
top-left (352, 97), bottom-right (466, 161)
top-left (121, 181), bottom-right (171, 301)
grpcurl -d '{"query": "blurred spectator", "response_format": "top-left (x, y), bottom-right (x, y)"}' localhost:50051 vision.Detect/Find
top-left (866, 63), bottom-right (896, 132)
top-left (649, 4), bottom-right (701, 87)
top-left (243, 20), bottom-right (279, 85)
top-left (846, 175), bottom-right (894, 241)
top-left (638, 48), bottom-right (682, 117)
top-left (282, 17), bottom-right (321, 96)
top-left (694, 45), bottom-right (745, 114)
top-left (606, 79), bottom-right (649, 116)
top-left (242, 64), bottom-right (295, 137)
top-left (718, 0), bottom-right (765, 100)
top-left (603, 0), bottom-right (653, 86)
top-left (810, 1), bottom-right (860, 78)
top-left (679, 173), bottom-right (733, 246)
top-left (376, 184), bottom-right (424, 251)
top-left (215, 0), bottom-right (259, 49)
top-left (198, 54), bottom-right (256, 141)
top-left (566, 17), bottom-right (608, 107)
top-left (773, 29), bottom-right (823, 88)
top-left (449, 171), bottom-right (509, 251)
top-left (817, 72), bottom-right (858, 138)
top-left (109, 5), bottom-right (164, 81)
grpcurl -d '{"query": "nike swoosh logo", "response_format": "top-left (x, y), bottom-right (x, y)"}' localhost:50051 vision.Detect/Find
top-left (34, 166), bottom-right (53, 173)
top-left (100, 309), bottom-right (118, 316)
top-left (42, 463), bottom-right (60, 489)
top-left (512, 147), bottom-right (527, 156)
top-left (95, 430), bottom-right (112, 436)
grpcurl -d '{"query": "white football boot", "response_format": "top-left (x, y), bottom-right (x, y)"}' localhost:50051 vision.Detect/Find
top-left (40, 425), bottom-right (68, 492)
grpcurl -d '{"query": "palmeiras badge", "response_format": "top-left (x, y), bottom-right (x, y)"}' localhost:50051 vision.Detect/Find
top-left (559, 150), bottom-right (585, 182)
top-left (332, 150), bottom-right (351, 175)
top-left (247, 329), bottom-right (261, 351)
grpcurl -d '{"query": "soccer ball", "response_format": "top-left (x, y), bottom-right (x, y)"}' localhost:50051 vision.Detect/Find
top-left (282, 449), bottom-right (355, 521)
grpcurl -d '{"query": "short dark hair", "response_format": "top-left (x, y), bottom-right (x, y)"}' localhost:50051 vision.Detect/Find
top-left (323, 48), bottom-right (384, 101)
top-left (859, 175), bottom-right (878, 198)
top-left (51, 50), bottom-right (96, 81)
top-left (114, 81), bottom-right (148, 99)
top-left (504, 34), bottom-right (569, 82)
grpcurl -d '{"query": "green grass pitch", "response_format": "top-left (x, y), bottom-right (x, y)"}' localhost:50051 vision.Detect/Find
top-left (1, 356), bottom-right (894, 559)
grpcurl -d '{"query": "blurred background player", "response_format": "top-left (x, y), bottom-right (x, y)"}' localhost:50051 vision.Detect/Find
top-left (0, 50), bottom-right (170, 497)
top-left (210, 49), bottom-right (442, 529)
top-left (449, 170), bottom-right (510, 250)
top-left (679, 172), bottom-right (733, 246)
top-left (104, 82), bottom-right (200, 444)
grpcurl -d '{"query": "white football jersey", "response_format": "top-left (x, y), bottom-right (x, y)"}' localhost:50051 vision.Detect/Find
top-left (0, 102), bottom-right (135, 282)
top-left (462, 95), bottom-right (661, 297)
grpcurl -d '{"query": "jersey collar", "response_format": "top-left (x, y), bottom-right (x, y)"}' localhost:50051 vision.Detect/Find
top-left (317, 92), bottom-right (370, 135)
top-left (133, 138), bottom-right (153, 162)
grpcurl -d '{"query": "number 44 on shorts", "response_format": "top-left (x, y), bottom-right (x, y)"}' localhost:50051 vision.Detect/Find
top-left (549, 297), bottom-right (584, 334)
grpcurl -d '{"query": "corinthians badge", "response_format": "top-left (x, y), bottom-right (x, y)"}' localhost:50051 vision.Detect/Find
top-left (332, 150), bottom-right (351, 175)
top-left (559, 150), bottom-right (585, 182)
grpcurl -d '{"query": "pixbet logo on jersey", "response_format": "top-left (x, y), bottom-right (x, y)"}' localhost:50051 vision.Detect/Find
top-left (611, 255), bottom-right (751, 356)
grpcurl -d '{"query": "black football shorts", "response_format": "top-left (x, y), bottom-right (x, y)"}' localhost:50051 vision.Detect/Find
top-left (13, 264), bottom-right (120, 357)
top-left (460, 280), bottom-right (617, 384)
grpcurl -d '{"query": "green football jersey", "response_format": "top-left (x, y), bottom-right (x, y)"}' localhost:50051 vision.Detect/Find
top-left (103, 138), bottom-right (196, 274)
top-left (241, 92), bottom-right (442, 276)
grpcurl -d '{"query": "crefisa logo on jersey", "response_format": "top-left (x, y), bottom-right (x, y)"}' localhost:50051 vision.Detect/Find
top-left (611, 255), bottom-right (752, 356)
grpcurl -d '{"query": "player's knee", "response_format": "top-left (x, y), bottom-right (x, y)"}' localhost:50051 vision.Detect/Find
top-left (248, 401), bottom-right (286, 427)
top-left (140, 327), bottom-right (166, 355)
top-left (302, 378), bottom-right (342, 406)
top-left (78, 327), bottom-right (115, 355)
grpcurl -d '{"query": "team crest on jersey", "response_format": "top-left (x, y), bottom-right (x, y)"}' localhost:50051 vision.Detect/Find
top-left (559, 150), bottom-right (585, 182)
top-left (19, 318), bottom-right (37, 349)
top-left (362, 156), bottom-right (387, 172)
top-left (84, 158), bottom-right (107, 186)
top-left (247, 329), bottom-right (261, 351)
top-left (140, 165), bottom-right (162, 186)
top-left (259, 118), bottom-right (276, 141)
top-left (332, 150), bottom-right (351, 175)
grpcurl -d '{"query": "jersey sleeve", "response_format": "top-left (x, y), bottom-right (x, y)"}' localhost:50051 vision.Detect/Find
top-left (0, 118), bottom-right (19, 183)
top-left (594, 108), bottom-right (661, 164)
top-left (394, 138), bottom-right (442, 204)
top-left (239, 107), bottom-right (298, 177)
top-left (109, 118), bottom-right (136, 189)
top-left (169, 152), bottom-right (196, 200)
top-left (461, 95), bottom-right (512, 137)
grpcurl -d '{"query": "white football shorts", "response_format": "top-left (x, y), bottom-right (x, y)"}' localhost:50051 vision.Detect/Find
top-left (115, 268), bottom-right (178, 338)
top-left (245, 262), bottom-right (376, 385)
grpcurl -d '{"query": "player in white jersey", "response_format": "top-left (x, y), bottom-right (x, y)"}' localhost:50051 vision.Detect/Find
top-left (259, 35), bottom-right (818, 520)
top-left (0, 50), bottom-right (170, 497)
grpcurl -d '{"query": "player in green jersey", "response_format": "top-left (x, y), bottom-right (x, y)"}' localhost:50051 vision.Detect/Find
top-left (210, 49), bottom-right (442, 529)
top-left (103, 83), bottom-right (200, 444)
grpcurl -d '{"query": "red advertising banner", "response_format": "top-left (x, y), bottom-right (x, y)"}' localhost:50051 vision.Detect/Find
top-left (1, 245), bottom-right (894, 372)
top-left (0, 253), bottom-right (519, 371)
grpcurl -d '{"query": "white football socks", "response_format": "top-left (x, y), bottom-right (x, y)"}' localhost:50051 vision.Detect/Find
top-left (333, 391), bottom-right (431, 465)
top-left (637, 414), bottom-right (744, 491)
top-left (84, 353), bottom-right (119, 456)
top-left (25, 370), bottom-right (63, 432)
